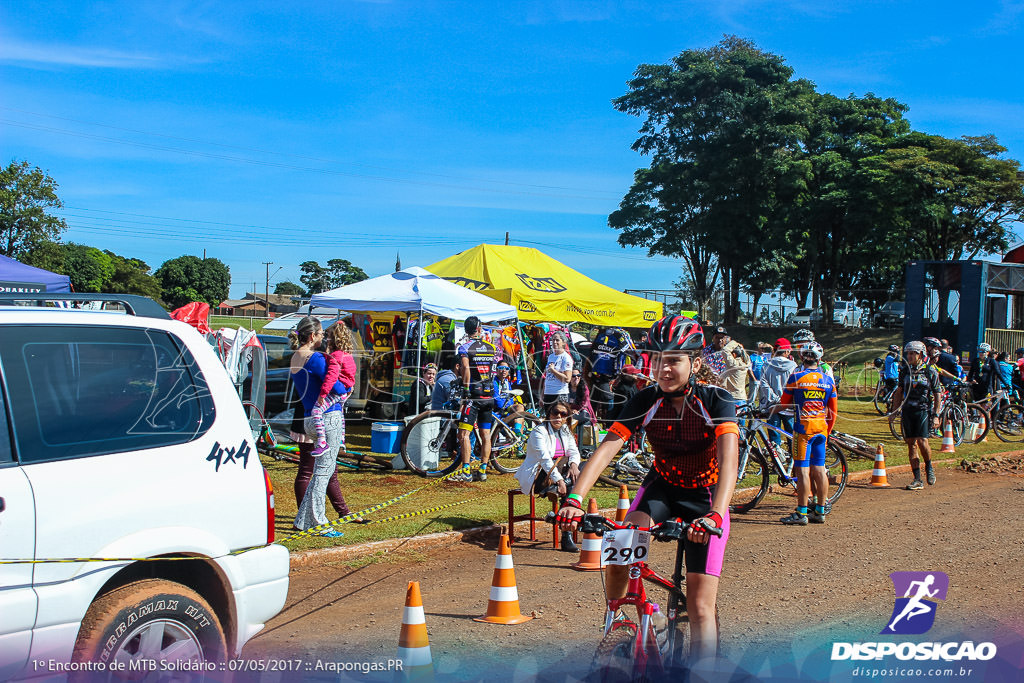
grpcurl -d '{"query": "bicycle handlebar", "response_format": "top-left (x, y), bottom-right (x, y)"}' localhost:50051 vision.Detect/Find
top-left (545, 511), bottom-right (723, 539)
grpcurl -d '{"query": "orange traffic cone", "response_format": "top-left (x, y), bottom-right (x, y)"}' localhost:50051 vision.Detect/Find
top-left (474, 532), bottom-right (533, 624)
top-left (397, 581), bottom-right (433, 679)
top-left (572, 498), bottom-right (603, 572)
top-left (940, 420), bottom-right (956, 454)
top-left (615, 485), bottom-right (631, 522)
top-left (870, 444), bottom-right (890, 488)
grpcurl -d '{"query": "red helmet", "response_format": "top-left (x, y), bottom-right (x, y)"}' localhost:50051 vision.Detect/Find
top-left (645, 316), bottom-right (704, 353)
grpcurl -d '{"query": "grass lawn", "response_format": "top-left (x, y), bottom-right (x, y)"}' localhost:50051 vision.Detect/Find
top-left (267, 396), bottom-right (1020, 554)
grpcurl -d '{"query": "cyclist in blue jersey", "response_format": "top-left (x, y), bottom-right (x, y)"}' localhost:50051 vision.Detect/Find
top-left (882, 344), bottom-right (901, 394)
top-left (454, 316), bottom-right (500, 482)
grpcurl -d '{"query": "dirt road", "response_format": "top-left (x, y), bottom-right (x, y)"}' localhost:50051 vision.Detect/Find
top-left (243, 460), bottom-right (1024, 682)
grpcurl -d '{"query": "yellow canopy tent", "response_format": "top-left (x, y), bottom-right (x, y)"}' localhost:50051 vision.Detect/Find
top-left (427, 244), bottom-right (663, 327)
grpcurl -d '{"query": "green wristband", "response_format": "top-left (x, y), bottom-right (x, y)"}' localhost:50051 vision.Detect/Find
top-left (567, 493), bottom-right (583, 503)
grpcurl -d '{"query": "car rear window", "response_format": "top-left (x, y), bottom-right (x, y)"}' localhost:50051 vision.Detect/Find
top-left (0, 325), bottom-right (216, 464)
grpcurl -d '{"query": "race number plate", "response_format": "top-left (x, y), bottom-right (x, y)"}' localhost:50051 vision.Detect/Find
top-left (601, 529), bottom-right (651, 566)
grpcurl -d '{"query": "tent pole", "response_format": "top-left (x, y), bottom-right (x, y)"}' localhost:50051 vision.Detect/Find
top-left (414, 305), bottom-right (424, 415)
top-left (517, 322), bottom-right (536, 414)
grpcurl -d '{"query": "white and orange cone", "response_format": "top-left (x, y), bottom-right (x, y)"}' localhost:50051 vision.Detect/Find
top-left (474, 532), bottom-right (533, 624)
top-left (572, 498), bottom-right (603, 572)
top-left (615, 485), bottom-right (631, 522)
top-left (397, 581), bottom-right (433, 680)
top-left (870, 443), bottom-right (890, 488)
top-left (940, 420), bottom-right (956, 454)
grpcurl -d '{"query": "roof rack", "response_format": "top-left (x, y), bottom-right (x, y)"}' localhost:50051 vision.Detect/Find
top-left (0, 293), bottom-right (170, 320)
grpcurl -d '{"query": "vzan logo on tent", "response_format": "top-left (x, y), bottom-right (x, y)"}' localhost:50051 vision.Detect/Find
top-left (444, 276), bottom-right (490, 291)
top-left (643, 310), bottom-right (657, 321)
top-left (518, 300), bottom-right (538, 313)
top-left (515, 274), bottom-right (567, 293)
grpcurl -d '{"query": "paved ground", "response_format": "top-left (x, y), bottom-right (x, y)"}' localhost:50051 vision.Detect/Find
top-left (243, 458), bottom-right (1024, 682)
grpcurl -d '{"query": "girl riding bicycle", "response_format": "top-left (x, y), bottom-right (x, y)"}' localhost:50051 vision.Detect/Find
top-left (558, 316), bottom-right (739, 662)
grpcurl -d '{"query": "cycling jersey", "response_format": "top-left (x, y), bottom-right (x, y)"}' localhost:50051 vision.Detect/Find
top-left (608, 384), bottom-right (738, 488)
top-left (492, 377), bottom-right (515, 411)
top-left (590, 327), bottom-right (634, 376)
top-left (457, 337), bottom-right (498, 399)
top-left (898, 363), bottom-right (940, 412)
top-left (882, 354), bottom-right (900, 381)
top-left (780, 368), bottom-right (837, 437)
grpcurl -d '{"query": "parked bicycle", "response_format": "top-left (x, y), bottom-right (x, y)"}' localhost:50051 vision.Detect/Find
top-left (731, 410), bottom-right (847, 514)
top-left (557, 512), bottom-right (722, 681)
top-left (399, 398), bottom-right (541, 477)
top-left (888, 381), bottom-right (968, 445)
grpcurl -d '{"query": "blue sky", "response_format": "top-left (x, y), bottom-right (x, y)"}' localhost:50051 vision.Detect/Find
top-left (2, 1), bottom-right (1023, 299)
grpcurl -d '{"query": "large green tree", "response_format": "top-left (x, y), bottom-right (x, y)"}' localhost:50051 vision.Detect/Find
top-left (0, 160), bottom-right (68, 259)
top-left (155, 255), bottom-right (230, 309)
top-left (299, 258), bottom-right (368, 295)
top-left (794, 92), bottom-right (911, 318)
top-left (274, 280), bottom-right (304, 296)
top-left (610, 36), bottom-right (813, 323)
top-left (864, 133), bottom-right (1024, 261)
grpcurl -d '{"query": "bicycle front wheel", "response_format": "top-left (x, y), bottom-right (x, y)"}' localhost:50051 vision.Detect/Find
top-left (965, 403), bottom-right (991, 444)
top-left (873, 382), bottom-right (888, 415)
top-left (730, 449), bottom-right (770, 514)
top-left (889, 413), bottom-right (904, 441)
top-left (824, 443), bottom-right (848, 505)
top-left (994, 403), bottom-right (1024, 442)
top-left (592, 622), bottom-right (639, 683)
top-left (399, 411), bottom-right (463, 477)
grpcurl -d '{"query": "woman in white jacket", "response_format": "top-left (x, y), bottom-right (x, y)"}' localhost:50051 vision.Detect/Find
top-left (514, 399), bottom-right (582, 551)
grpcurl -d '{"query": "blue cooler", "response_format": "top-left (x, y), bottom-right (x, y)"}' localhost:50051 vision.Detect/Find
top-left (371, 421), bottom-right (403, 454)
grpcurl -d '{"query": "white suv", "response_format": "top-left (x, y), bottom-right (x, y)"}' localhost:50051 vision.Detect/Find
top-left (0, 295), bottom-right (289, 679)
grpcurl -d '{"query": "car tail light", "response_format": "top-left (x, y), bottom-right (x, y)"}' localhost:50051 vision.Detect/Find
top-left (263, 468), bottom-right (275, 544)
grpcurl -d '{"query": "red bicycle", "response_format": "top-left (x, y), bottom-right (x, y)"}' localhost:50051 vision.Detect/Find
top-left (578, 513), bottom-right (723, 681)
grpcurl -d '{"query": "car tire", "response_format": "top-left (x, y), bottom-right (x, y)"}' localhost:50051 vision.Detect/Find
top-left (72, 579), bottom-right (226, 674)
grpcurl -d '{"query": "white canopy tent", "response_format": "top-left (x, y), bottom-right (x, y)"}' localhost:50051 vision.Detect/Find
top-left (311, 266), bottom-right (517, 320)
top-left (310, 266), bottom-right (522, 414)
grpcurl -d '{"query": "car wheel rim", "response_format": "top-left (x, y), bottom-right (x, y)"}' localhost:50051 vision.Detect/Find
top-left (113, 618), bottom-right (204, 675)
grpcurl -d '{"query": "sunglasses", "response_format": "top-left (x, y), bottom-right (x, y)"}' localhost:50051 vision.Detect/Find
top-left (549, 410), bottom-right (569, 418)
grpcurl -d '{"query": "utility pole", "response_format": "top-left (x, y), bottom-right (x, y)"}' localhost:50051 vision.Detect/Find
top-left (263, 262), bottom-right (273, 319)
top-left (505, 231), bottom-right (510, 246)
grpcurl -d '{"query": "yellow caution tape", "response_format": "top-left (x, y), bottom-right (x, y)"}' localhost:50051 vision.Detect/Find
top-left (2, 467), bottom-right (474, 563)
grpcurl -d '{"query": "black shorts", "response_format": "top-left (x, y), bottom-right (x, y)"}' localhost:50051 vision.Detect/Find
top-left (902, 408), bottom-right (931, 440)
top-left (628, 471), bottom-right (729, 577)
top-left (458, 398), bottom-right (494, 431)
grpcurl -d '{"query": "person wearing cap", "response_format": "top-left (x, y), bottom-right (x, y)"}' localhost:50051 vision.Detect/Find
top-left (701, 325), bottom-right (751, 403)
top-left (890, 341), bottom-right (942, 490)
top-left (756, 338), bottom-right (798, 446)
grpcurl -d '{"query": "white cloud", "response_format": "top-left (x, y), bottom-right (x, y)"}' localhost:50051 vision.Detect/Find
top-left (0, 38), bottom-right (172, 69)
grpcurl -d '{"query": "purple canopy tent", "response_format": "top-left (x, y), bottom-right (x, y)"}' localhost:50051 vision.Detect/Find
top-left (0, 254), bottom-right (71, 294)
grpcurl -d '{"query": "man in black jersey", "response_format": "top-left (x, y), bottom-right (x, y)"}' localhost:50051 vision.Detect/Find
top-left (454, 316), bottom-right (499, 482)
top-left (558, 316), bottom-right (738, 662)
top-left (891, 341), bottom-right (942, 489)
